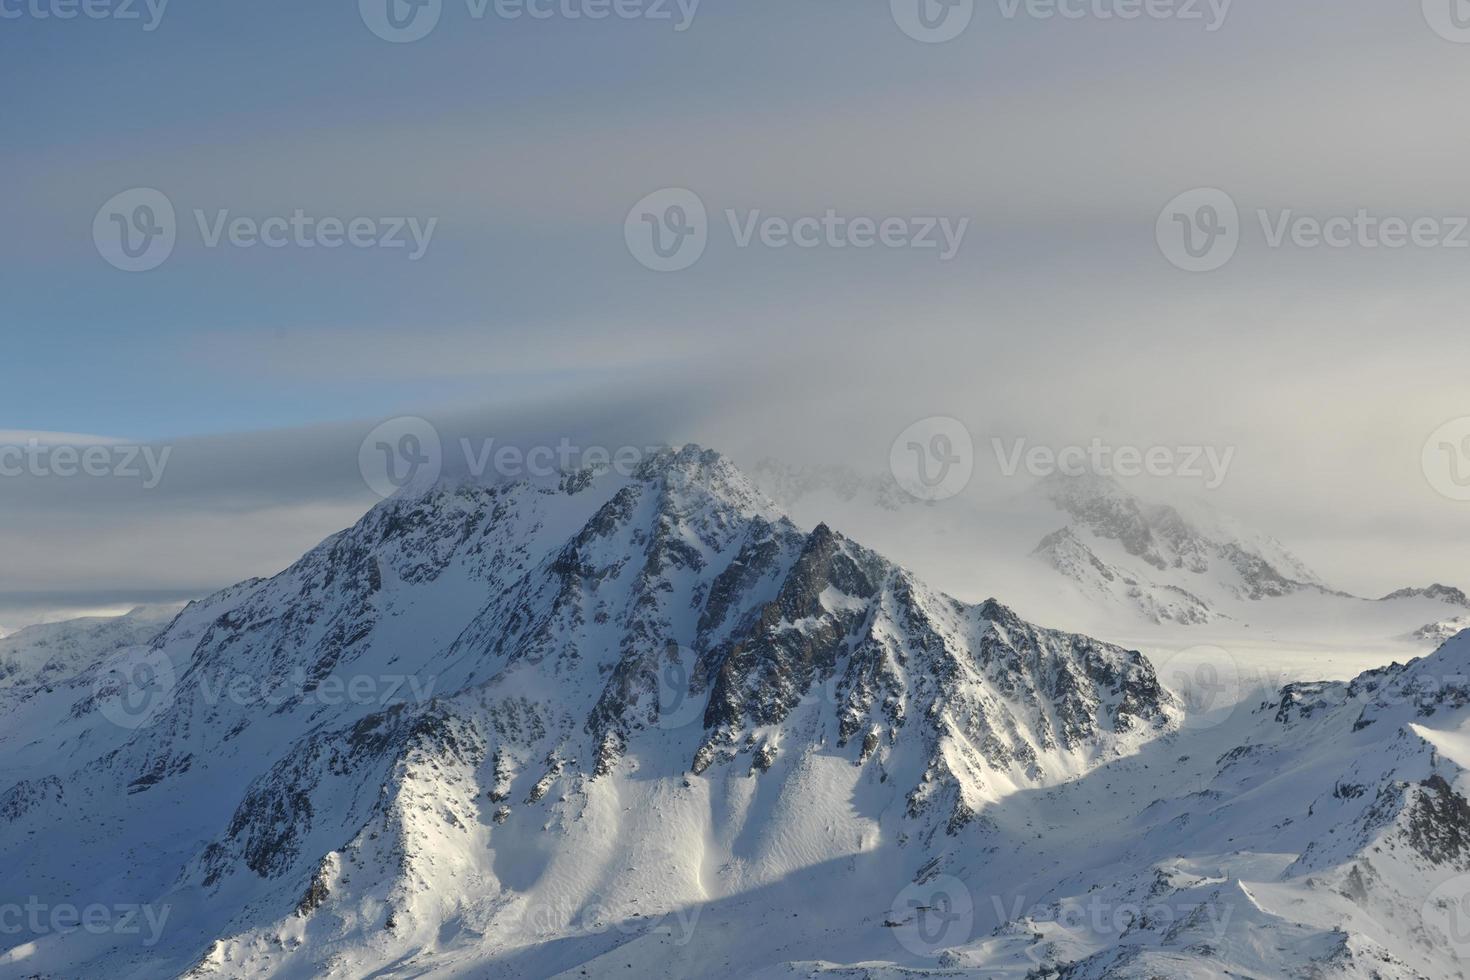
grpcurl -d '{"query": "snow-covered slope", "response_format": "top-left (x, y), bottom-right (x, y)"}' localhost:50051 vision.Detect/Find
top-left (5, 448), bottom-right (1470, 979)
top-left (0, 604), bottom-right (182, 691)
top-left (0, 448), bottom-right (1175, 979)
top-left (930, 632), bottom-right (1470, 978)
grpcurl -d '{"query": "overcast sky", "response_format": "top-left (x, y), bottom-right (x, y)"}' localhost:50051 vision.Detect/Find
top-left (3, 0), bottom-right (1469, 626)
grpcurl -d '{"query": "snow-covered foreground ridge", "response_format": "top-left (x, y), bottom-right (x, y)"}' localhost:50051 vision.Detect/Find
top-left (2, 447), bottom-right (1469, 978)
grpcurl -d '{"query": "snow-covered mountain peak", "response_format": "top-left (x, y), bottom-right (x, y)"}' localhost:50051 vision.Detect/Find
top-left (1029, 471), bottom-right (1336, 625)
top-left (1038, 470), bottom-right (1315, 583)
top-left (0, 447), bottom-right (1188, 979)
top-left (12, 450), bottom-right (1470, 978)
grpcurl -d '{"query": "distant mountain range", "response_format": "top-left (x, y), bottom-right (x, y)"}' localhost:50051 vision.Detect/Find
top-left (0, 604), bottom-right (181, 692)
top-left (753, 459), bottom-right (1467, 640)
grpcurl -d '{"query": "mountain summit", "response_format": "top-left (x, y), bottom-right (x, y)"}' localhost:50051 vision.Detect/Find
top-left (0, 447), bottom-right (1174, 978)
top-left (5, 448), bottom-right (1470, 978)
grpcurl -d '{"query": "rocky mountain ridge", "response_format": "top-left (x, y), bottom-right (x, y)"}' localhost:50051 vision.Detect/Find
top-left (0, 447), bottom-right (1178, 979)
top-left (4, 449), bottom-right (1470, 977)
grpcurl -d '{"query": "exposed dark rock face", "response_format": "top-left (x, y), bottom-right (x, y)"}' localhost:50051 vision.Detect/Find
top-left (295, 859), bottom-right (332, 917)
top-left (703, 523), bottom-right (882, 731)
top-left (1382, 584), bottom-right (1470, 607)
top-left (1406, 774), bottom-right (1470, 868)
top-left (0, 776), bottom-right (63, 822)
